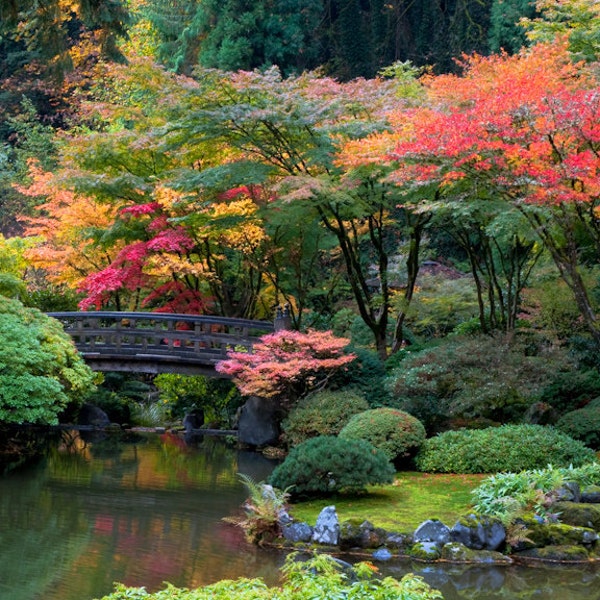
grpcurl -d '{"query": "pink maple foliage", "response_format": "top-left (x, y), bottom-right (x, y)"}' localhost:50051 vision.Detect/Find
top-left (216, 329), bottom-right (356, 402)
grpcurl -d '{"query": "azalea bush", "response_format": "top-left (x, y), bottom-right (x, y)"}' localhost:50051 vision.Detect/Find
top-left (216, 329), bottom-right (356, 407)
top-left (98, 552), bottom-right (443, 599)
top-left (415, 425), bottom-right (596, 474)
top-left (339, 408), bottom-right (426, 464)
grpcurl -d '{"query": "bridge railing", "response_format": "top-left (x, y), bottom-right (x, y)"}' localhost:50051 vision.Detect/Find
top-left (48, 311), bottom-right (274, 366)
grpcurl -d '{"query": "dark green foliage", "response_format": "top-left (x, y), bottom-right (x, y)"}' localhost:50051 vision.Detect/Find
top-left (269, 435), bottom-right (395, 498)
top-left (556, 401), bottom-right (600, 450)
top-left (339, 408), bottom-right (426, 463)
top-left (386, 334), bottom-right (578, 434)
top-left (488, 0), bottom-right (537, 53)
top-left (282, 389), bottom-right (369, 447)
top-left (540, 367), bottom-right (600, 413)
top-left (328, 346), bottom-right (391, 406)
top-left (415, 425), bottom-right (596, 474)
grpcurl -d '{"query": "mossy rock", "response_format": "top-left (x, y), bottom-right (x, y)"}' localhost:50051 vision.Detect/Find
top-left (408, 541), bottom-right (442, 561)
top-left (514, 544), bottom-right (591, 562)
top-left (520, 517), bottom-right (598, 547)
top-left (338, 519), bottom-right (387, 550)
top-left (441, 542), bottom-right (512, 564)
top-left (451, 513), bottom-right (506, 551)
top-left (581, 485), bottom-right (600, 503)
top-left (554, 502), bottom-right (600, 531)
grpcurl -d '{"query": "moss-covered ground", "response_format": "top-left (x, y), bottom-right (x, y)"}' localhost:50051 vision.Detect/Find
top-left (289, 472), bottom-right (485, 533)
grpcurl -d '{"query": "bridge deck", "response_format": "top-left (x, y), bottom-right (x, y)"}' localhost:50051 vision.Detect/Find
top-left (48, 311), bottom-right (274, 375)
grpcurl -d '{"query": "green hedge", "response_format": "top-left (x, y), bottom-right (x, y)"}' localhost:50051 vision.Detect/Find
top-left (415, 424), bottom-right (596, 474)
top-left (339, 408), bottom-right (426, 462)
top-left (269, 436), bottom-right (395, 498)
top-left (556, 400), bottom-right (600, 449)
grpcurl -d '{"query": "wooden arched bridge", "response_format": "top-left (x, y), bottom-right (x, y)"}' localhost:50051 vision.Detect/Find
top-left (47, 311), bottom-right (282, 375)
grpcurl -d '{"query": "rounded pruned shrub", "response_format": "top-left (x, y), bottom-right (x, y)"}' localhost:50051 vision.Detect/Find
top-left (282, 389), bottom-right (369, 447)
top-left (556, 402), bottom-right (600, 449)
top-left (269, 436), bottom-right (395, 498)
top-left (339, 408), bottom-right (426, 463)
top-left (415, 424), bottom-right (596, 474)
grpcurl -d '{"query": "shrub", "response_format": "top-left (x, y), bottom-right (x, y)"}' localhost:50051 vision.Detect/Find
top-left (415, 424), bottom-right (596, 474)
top-left (328, 346), bottom-right (392, 406)
top-left (282, 390), bottom-right (369, 447)
top-left (386, 334), bottom-right (582, 434)
top-left (268, 436), bottom-right (395, 498)
top-left (339, 408), bottom-right (426, 463)
top-left (556, 402), bottom-right (600, 449)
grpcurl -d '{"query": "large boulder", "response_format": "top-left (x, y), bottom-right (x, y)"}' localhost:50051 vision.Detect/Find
top-left (77, 403), bottom-right (110, 428)
top-left (413, 519), bottom-right (451, 548)
top-left (312, 506), bottom-right (340, 545)
top-left (554, 502), bottom-right (600, 531)
top-left (450, 514), bottom-right (506, 551)
top-left (237, 396), bottom-right (281, 447)
top-left (282, 522), bottom-right (313, 543)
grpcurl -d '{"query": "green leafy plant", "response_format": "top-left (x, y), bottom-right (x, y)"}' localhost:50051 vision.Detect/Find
top-left (97, 552), bottom-right (443, 599)
top-left (472, 462), bottom-right (600, 525)
top-left (0, 296), bottom-right (97, 424)
top-left (282, 389), bottom-right (369, 447)
top-left (339, 408), bottom-right (426, 463)
top-left (269, 436), bottom-right (396, 499)
top-left (223, 473), bottom-right (290, 544)
top-left (415, 425), bottom-right (596, 474)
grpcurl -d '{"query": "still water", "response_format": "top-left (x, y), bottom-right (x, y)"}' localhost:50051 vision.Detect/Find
top-left (1, 430), bottom-right (600, 600)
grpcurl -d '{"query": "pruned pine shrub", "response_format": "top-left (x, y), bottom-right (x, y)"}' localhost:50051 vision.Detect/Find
top-left (415, 424), bottom-right (596, 474)
top-left (269, 436), bottom-right (395, 498)
top-left (339, 408), bottom-right (426, 463)
top-left (282, 390), bottom-right (369, 447)
top-left (556, 401), bottom-right (600, 449)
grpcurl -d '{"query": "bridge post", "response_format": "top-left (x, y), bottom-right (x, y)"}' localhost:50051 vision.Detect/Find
top-left (274, 304), bottom-right (292, 331)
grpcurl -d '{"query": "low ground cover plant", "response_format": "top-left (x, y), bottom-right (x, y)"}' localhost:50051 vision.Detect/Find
top-left (282, 389), bottom-right (369, 447)
top-left (415, 424), bottom-right (596, 474)
top-left (269, 435), bottom-right (395, 498)
top-left (471, 463), bottom-right (600, 524)
top-left (97, 553), bottom-right (443, 599)
top-left (339, 407), bottom-right (426, 463)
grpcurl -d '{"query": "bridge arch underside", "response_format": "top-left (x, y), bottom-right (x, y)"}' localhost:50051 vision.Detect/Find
top-left (81, 353), bottom-right (229, 376)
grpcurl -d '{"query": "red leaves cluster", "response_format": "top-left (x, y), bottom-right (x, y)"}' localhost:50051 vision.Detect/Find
top-left (216, 329), bottom-right (356, 400)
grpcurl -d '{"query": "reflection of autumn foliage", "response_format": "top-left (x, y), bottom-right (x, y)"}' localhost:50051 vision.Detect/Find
top-left (216, 329), bottom-right (356, 403)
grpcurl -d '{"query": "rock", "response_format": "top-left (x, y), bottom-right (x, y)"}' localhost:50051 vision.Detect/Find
top-left (77, 403), bottom-right (110, 428)
top-left (313, 506), bottom-right (340, 545)
top-left (522, 518), bottom-right (598, 548)
top-left (451, 514), bottom-right (506, 551)
top-left (441, 542), bottom-right (513, 564)
top-left (183, 408), bottom-right (204, 431)
top-left (414, 519), bottom-right (451, 548)
top-left (581, 485), bottom-right (600, 503)
top-left (408, 541), bottom-right (442, 561)
top-left (282, 522), bottom-right (313, 543)
top-left (385, 531), bottom-right (411, 550)
top-left (554, 501), bottom-right (600, 531)
top-left (556, 481), bottom-right (581, 503)
top-left (237, 396), bottom-right (281, 447)
top-left (372, 548), bottom-right (393, 561)
top-left (515, 544), bottom-right (591, 562)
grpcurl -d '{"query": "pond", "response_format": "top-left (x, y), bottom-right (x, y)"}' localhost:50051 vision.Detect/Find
top-left (0, 430), bottom-right (599, 600)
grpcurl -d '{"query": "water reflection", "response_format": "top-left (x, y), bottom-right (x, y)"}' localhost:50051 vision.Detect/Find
top-left (0, 431), bottom-right (284, 600)
top-left (1, 430), bottom-right (600, 600)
